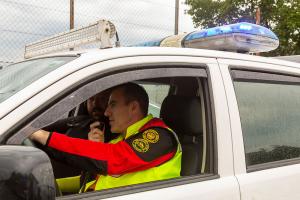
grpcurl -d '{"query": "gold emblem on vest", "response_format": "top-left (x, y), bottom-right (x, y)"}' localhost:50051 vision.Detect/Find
top-left (143, 129), bottom-right (159, 143)
top-left (132, 139), bottom-right (149, 152)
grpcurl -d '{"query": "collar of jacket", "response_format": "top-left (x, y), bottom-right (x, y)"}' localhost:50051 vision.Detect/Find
top-left (125, 114), bottom-right (153, 139)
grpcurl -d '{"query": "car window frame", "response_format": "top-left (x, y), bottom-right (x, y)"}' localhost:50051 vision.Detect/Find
top-left (231, 68), bottom-right (300, 172)
top-left (5, 62), bottom-right (219, 198)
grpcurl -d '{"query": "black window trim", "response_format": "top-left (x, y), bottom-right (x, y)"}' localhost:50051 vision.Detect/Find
top-left (247, 157), bottom-right (300, 173)
top-left (201, 75), bottom-right (217, 175)
top-left (230, 67), bottom-right (300, 172)
top-left (231, 69), bottom-right (300, 85)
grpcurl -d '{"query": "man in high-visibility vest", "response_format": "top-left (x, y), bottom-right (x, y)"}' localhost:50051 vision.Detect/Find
top-left (30, 82), bottom-right (182, 193)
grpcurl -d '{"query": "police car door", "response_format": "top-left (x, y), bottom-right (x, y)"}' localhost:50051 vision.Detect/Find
top-left (4, 51), bottom-right (240, 200)
top-left (219, 57), bottom-right (300, 200)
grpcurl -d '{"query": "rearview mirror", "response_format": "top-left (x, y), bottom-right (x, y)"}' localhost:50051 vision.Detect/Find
top-left (0, 145), bottom-right (55, 200)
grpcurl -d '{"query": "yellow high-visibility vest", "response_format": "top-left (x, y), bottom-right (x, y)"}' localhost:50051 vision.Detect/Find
top-left (57, 114), bottom-right (182, 192)
top-left (89, 115), bottom-right (182, 191)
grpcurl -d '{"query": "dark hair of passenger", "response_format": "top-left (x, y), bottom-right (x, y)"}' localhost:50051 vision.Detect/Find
top-left (113, 82), bottom-right (149, 116)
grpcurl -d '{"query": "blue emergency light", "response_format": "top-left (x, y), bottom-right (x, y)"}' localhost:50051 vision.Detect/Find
top-left (134, 39), bottom-right (162, 47)
top-left (133, 22), bottom-right (279, 53)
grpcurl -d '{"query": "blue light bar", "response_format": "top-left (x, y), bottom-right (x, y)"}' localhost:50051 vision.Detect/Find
top-left (132, 39), bottom-right (162, 47)
top-left (184, 22), bottom-right (278, 41)
top-left (183, 22), bottom-right (279, 53)
top-left (132, 22), bottom-right (279, 53)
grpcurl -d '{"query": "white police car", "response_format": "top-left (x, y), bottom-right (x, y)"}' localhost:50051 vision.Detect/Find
top-left (0, 20), bottom-right (299, 200)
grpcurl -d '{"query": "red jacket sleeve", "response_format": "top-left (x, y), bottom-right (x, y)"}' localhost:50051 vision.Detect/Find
top-left (47, 130), bottom-right (176, 175)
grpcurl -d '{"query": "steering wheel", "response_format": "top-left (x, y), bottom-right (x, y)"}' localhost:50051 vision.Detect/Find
top-left (22, 138), bottom-right (63, 197)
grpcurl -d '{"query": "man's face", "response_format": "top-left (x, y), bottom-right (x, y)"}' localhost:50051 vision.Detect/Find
top-left (87, 92), bottom-right (109, 121)
top-left (104, 88), bottom-right (134, 133)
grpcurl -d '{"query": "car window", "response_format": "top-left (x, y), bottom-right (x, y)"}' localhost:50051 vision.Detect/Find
top-left (53, 76), bottom-right (212, 197)
top-left (7, 66), bottom-right (215, 198)
top-left (140, 84), bottom-right (170, 118)
top-left (0, 56), bottom-right (76, 103)
top-left (232, 70), bottom-right (300, 167)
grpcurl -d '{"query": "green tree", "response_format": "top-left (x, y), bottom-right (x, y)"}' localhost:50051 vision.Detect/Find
top-left (186, 0), bottom-right (300, 56)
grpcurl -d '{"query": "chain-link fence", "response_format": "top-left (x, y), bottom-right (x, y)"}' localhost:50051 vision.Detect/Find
top-left (0, 0), bottom-right (180, 67)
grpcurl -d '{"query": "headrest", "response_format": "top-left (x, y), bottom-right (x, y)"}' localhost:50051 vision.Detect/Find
top-left (160, 95), bottom-right (203, 137)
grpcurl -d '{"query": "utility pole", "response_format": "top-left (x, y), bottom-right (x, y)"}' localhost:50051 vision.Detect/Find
top-left (70, 0), bottom-right (74, 30)
top-left (256, 7), bottom-right (261, 55)
top-left (175, 0), bottom-right (179, 34)
top-left (256, 7), bottom-right (261, 25)
top-left (70, 0), bottom-right (74, 51)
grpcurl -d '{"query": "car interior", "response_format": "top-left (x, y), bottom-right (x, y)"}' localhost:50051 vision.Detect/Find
top-left (40, 76), bottom-right (212, 194)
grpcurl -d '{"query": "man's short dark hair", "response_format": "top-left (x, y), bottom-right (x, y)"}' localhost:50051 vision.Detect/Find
top-left (113, 82), bottom-right (149, 116)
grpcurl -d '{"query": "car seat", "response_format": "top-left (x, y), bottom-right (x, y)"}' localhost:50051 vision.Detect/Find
top-left (160, 95), bottom-right (203, 176)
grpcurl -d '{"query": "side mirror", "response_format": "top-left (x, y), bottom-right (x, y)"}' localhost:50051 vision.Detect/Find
top-left (0, 145), bottom-right (55, 200)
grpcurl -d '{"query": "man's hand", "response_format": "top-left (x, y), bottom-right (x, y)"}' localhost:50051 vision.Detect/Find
top-left (29, 130), bottom-right (50, 145)
top-left (88, 121), bottom-right (105, 142)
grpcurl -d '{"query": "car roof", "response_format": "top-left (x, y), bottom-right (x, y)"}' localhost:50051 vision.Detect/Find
top-left (1, 47), bottom-right (299, 119)
top-left (275, 55), bottom-right (300, 63)
top-left (33, 47), bottom-right (300, 69)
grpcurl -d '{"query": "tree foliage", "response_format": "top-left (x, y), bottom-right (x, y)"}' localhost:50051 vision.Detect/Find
top-left (186, 0), bottom-right (300, 56)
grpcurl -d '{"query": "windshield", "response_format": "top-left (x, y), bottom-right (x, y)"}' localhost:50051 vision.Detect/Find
top-left (0, 56), bottom-right (76, 103)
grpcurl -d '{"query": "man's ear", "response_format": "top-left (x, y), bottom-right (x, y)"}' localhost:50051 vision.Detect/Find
top-left (130, 100), bottom-right (139, 113)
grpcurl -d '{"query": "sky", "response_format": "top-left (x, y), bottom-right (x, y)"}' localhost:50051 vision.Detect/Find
top-left (0, 0), bottom-right (195, 65)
